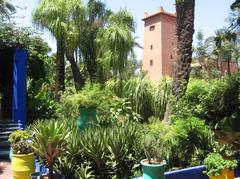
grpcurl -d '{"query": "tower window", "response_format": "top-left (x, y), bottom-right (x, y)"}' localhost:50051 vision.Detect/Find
top-left (150, 60), bottom-right (153, 66)
top-left (149, 25), bottom-right (155, 31)
top-left (150, 45), bottom-right (153, 50)
top-left (170, 55), bottom-right (173, 59)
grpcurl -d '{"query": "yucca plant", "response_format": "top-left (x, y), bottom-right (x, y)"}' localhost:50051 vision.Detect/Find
top-left (76, 164), bottom-right (95, 179)
top-left (31, 120), bottom-right (70, 179)
top-left (79, 127), bottom-right (109, 177)
top-left (107, 126), bottom-right (129, 178)
top-left (107, 122), bottom-right (141, 178)
top-left (124, 77), bottom-right (154, 122)
top-left (153, 77), bottom-right (172, 119)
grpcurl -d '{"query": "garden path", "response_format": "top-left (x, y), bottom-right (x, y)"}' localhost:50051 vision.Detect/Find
top-left (0, 161), bottom-right (12, 179)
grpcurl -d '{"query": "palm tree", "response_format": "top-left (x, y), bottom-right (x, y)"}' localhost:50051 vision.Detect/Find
top-left (33, 0), bottom-right (67, 96)
top-left (33, 0), bottom-right (85, 94)
top-left (97, 9), bottom-right (135, 80)
top-left (230, 0), bottom-right (240, 30)
top-left (64, 1), bottom-right (85, 90)
top-left (214, 30), bottom-right (238, 76)
top-left (172, 0), bottom-right (195, 99)
top-left (0, 0), bottom-right (15, 18)
top-left (79, 0), bottom-right (110, 82)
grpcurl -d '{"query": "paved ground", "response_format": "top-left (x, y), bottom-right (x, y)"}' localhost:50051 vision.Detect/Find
top-left (0, 161), bottom-right (13, 179)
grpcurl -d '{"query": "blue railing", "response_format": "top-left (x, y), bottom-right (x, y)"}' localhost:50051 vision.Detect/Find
top-left (134, 160), bottom-right (240, 179)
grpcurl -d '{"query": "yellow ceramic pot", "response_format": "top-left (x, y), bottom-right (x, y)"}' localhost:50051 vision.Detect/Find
top-left (12, 153), bottom-right (35, 179)
top-left (209, 169), bottom-right (234, 179)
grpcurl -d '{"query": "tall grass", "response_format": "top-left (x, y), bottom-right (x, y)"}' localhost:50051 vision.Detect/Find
top-left (153, 77), bottom-right (172, 119)
top-left (105, 76), bottom-right (172, 122)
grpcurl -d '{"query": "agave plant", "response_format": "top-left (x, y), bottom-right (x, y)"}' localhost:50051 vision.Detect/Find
top-left (31, 120), bottom-right (70, 179)
top-left (107, 122), bottom-right (140, 178)
top-left (76, 164), bottom-right (95, 179)
top-left (80, 127), bottom-right (108, 172)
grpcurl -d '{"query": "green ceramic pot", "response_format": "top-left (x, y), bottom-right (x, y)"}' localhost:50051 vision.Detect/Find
top-left (77, 108), bottom-right (97, 130)
top-left (140, 159), bottom-right (166, 179)
top-left (9, 147), bottom-right (13, 161)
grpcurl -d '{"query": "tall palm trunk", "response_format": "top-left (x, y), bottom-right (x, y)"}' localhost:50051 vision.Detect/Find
top-left (227, 58), bottom-right (231, 76)
top-left (172, 0), bottom-right (195, 98)
top-left (66, 48), bottom-right (85, 90)
top-left (55, 39), bottom-right (65, 96)
top-left (86, 34), bottom-right (97, 81)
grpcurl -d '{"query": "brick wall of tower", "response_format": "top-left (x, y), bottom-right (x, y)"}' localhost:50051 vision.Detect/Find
top-left (142, 15), bottom-right (162, 82)
top-left (161, 14), bottom-right (177, 76)
top-left (142, 8), bottom-right (177, 83)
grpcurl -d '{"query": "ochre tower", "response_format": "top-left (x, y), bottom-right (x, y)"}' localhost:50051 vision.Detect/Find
top-left (142, 7), bottom-right (177, 83)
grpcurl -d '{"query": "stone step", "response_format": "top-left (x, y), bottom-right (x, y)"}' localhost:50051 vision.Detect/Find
top-left (0, 120), bottom-right (14, 124)
top-left (0, 141), bottom-right (10, 149)
top-left (0, 123), bottom-right (19, 128)
top-left (0, 127), bottom-right (20, 132)
top-left (0, 149), bottom-right (10, 160)
top-left (0, 131), bottom-right (12, 136)
top-left (0, 135), bottom-right (9, 142)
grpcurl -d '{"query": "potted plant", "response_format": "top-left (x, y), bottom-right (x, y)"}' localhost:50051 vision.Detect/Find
top-left (141, 122), bottom-right (172, 179)
top-left (30, 120), bottom-right (70, 179)
top-left (9, 130), bottom-right (35, 179)
top-left (203, 153), bottom-right (237, 179)
top-left (8, 130), bottom-right (30, 160)
top-left (76, 87), bottom-right (101, 130)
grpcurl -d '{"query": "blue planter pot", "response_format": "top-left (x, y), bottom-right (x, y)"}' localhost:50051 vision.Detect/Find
top-left (77, 108), bottom-right (97, 130)
top-left (141, 159), bottom-right (166, 179)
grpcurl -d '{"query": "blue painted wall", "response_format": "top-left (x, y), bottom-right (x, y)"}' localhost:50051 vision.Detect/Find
top-left (12, 49), bottom-right (27, 127)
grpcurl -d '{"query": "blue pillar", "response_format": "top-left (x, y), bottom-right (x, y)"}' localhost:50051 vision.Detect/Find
top-left (12, 49), bottom-right (27, 127)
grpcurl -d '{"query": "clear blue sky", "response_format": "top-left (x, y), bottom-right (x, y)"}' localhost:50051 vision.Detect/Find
top-left (13, 0), bottom-right (234, 60)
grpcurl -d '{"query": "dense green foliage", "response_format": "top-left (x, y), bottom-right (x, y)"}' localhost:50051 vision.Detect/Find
top-left (33, 118), bottom-right (144, 179)
top-left (105, 76), bottom-right (172, 122)
top-left (171, 73), bottom-right (240, 125)
top-left (170, 117), bottom-right (215, 167)
top-left (203, 153), bottom-right (237, 176)
top-left (3, 1), bottom-right (240, 178)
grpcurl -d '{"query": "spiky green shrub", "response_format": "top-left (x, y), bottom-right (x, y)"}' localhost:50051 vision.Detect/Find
top-left (105, 79), bottom-right (124, 97)
top-left (79, 127), bottom-right (109, 178)
top-left (31, 120), bottom-right (70, 179)
top-left (53, 118), bottom-right (143, 179)
top-left (76, 164), bottom-right (95, 179)
top-left (105, 77), bottom-right (172, 122)
top-left (106, 122), bottom-right (143, 178)
top-left (152, 77), bottom-right (172, 119)
top-left (123, 77), bottom-right (154, 121)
